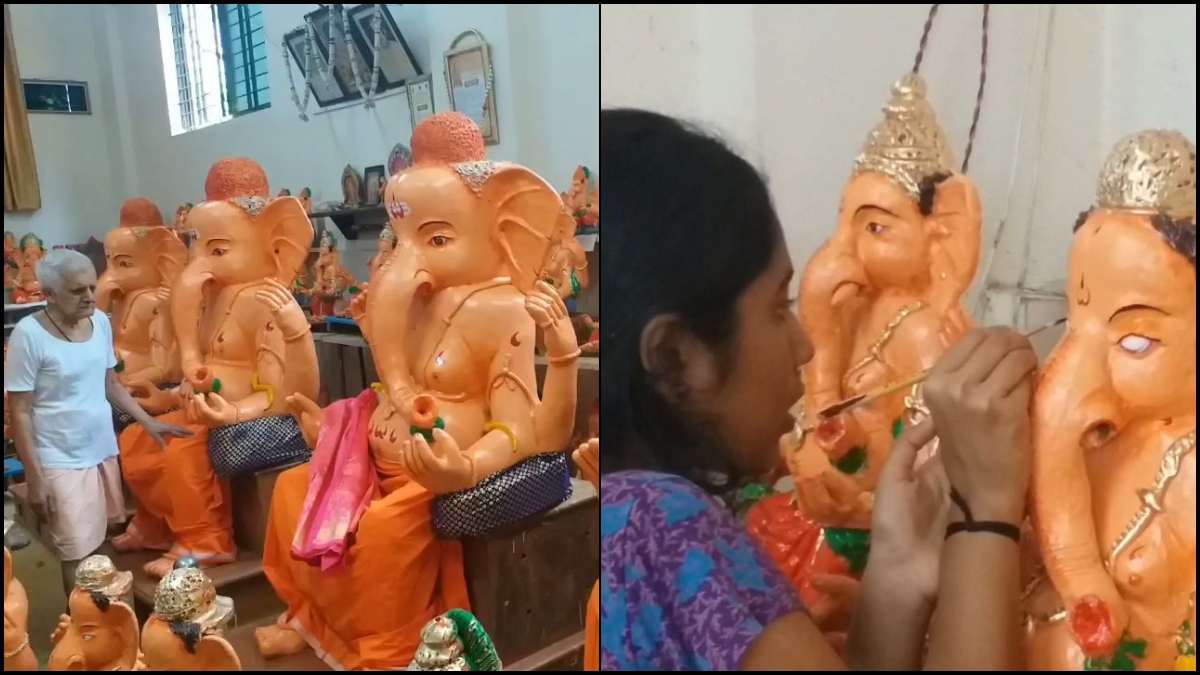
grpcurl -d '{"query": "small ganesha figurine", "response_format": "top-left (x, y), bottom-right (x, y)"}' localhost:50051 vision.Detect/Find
top-left (141, 567), bottom-right (240, 671)
top-left (48, 555), bottom-right (140, 671)
top-left (561, 165), bottom-right (599, 229)
top-left (408, 610), bottom-right (501, 671)
top-left (277, 188), bottom-right (313, 213)
top-left (11, 233), bottom-right (46, 304)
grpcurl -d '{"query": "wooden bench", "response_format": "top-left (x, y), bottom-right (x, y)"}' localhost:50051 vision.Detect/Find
top-left (463, 479), bottom-right (598, 669)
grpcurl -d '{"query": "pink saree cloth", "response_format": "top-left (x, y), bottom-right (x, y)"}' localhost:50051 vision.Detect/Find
top-left (290, 389), bottom-right (380, 572)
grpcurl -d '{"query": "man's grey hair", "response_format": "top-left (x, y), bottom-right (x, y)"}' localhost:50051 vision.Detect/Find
top-left (37, 249), bottom-right (96, 293)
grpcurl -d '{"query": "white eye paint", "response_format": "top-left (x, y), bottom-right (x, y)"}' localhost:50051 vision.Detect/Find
top-left (1118, 334), bottom-right (1153, 354)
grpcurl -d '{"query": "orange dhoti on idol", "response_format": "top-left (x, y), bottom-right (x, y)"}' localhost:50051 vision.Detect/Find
top-left (256, 112), bottom-right (582, 668)
top-left (114, 157), bottom-right (319, 578)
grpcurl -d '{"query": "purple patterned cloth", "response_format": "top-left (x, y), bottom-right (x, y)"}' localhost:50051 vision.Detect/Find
top-left (601, 470), bottom-right (805, 671)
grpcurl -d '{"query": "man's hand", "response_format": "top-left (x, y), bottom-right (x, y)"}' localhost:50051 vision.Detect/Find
top-left (142, 418), bottom-right (193, 449)
top-left (28, 476), bottom-right (57, 524)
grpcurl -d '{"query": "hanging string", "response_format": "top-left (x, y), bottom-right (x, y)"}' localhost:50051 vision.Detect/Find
top-left (911, 4), bottom-right (941, 74)
top-left (961, 5), bottom-right (990, 173)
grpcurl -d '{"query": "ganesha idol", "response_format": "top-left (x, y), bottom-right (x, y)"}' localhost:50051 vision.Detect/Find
top-left (4, 548), bottom-right (37, 672)
top-left (1023, 130), bottom-right (1196, 672)
top-left (48, 555), bottom-right (141, 671)
top-left (97, 199), bottom-right (188, 413)
top-left (746, 72), bottom-right (982, 639)
top-left (255, 112), bottom-right (581, 670)
top-left (141, 567), bottom-right (240, 671)
top-left (113, 157), bottom-right (320, 578)
top-left (364, 223), bottom-right (397, 289)
top-left (562, 165), bottom-right (599, 229)
top-left (308, 229), bottom-right (358, 322)
top-left (11, 233), bottom-right (46, 304)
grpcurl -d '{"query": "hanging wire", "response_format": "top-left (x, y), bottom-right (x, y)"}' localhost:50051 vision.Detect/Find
top-left (911, 4), bottom-right (941, 74)
top-left (961, 5), bottom-right (991, 173)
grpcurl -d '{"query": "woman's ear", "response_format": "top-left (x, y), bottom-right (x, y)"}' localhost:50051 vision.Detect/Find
top-left (640, 314), bottom-right (721, 403)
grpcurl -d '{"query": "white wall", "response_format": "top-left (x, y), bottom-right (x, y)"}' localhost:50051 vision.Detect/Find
top-left (2, 4), bottom-right (130, 247)
top-left (600, 3), bottom-right (1197, 339)
top-left (5, 3), bottom-right (599, 248)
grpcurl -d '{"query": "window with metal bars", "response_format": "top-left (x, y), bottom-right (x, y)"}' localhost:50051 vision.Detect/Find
top-left (158, 4), bottom-right (269, 136)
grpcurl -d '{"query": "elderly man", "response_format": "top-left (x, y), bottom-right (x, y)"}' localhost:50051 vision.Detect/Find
top-left (4, 249), bottom-right (190, 588)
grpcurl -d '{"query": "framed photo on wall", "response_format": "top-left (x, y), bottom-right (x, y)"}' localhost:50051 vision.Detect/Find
top-left (363, 165), bottom-right (386, 206)
top-left (284, 28), bottom-right (354, 107)
top-left (347, 4), bottom-right (423, 88)
top-left (406, 74), bottom-right (434, 129)
top-left (444, 30), bottom-right (498, 145)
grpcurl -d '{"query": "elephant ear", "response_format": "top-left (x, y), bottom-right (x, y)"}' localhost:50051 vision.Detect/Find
top-left (925, 174), bottom-right (983, 314)
top-left (480, 165), bottom-right (563, 293)
top-left (261, 196), bottom-right (314, 287)
top-left (146, 227), bottom-right (188, 286)
top-left (109, 601), bottom-right (142, 670)
top-left (195, 635), bottom-right (241, 670)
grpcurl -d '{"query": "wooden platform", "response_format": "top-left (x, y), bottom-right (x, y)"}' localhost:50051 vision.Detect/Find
top-left (224, 618), bottom-right (332, 671)
top-left (101, 544), bottom-right (284, 627)
top-left (464, 479), bottom-right (598, 668)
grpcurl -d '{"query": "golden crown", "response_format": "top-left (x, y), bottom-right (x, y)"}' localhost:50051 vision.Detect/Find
top-left (74, 555), bottom-right (132, 598)
top-left (1096, 130), bottom-right (1196, 221)
top-left (853, 73), bottom-right (959, 200)
top-left (379, 223), bottom-right (397, 245)
top-left (153, 568), bottom-right (233, 631)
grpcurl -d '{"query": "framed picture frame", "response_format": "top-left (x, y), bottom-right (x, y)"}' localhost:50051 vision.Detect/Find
top-left (284, 28), bottom-right (354, 107)
top-left (347, 4), bottom-right (423, 88)
top-left (22, 79), bottom-right (91, 114)
top-left (362, 165), bottom-right (387, 206)
top-left (444, 30), bottom-right (499, 145)
top-left (405, 74), bottom-right (434, 129)
top-left (301, 7), bottom-right (359, 106)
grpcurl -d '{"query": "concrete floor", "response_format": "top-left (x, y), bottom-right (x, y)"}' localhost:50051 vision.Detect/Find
top-left (5, 493), bottom-right (67, 669)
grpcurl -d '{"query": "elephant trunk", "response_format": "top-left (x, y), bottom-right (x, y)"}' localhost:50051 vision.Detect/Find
top-left (367, 252), bottom-right (436, 423)
top-left (171, 259), bottom-right (215, 389)
top-left (798, 237), bottom-right (869, 432)
top-left (1030, 332), bottom-right (1128, 656)
top-left (95, 273), bottom-right (121, 315)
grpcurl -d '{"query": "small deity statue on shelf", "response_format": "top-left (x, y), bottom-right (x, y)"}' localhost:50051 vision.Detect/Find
top-left (580, 315), bottom-right (599, 353)
top-left (11, 233), bottom-right (47, 304)
top-left (562, 165), bottom-right (599, 229)
top-left (365, 223), bottom-right (398, 288)
top-left (308, 229), bottom-right (358, 322)
top-left (541, 222), bottom-right (589, 300)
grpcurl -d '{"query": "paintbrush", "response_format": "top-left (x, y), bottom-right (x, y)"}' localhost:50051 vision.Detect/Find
top-left (796, 317), bottom-right (1067, 425)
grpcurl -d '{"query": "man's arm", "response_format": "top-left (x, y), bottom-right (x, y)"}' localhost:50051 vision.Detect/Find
top-left (7, 392), bottom-right (44, 487)
top-left (105, 369), bottom-right (157, 427)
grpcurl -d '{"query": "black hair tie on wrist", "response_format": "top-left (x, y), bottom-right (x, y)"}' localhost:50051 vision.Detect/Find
top-left (946, 488), bottom-right (1021, 543)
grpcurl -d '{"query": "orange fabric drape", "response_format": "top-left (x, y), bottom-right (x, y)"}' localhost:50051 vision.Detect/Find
top-left (3, 5), bottom-right (41, 212)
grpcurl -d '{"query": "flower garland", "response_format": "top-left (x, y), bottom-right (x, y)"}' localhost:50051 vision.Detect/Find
top-left (281, 23), bottom-right (317, 121)
top-left (340, 3), bottom-right (384, 108)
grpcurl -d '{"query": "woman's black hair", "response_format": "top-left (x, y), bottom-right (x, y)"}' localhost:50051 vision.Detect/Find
top-left (600, 109), bottom-right (782, 494)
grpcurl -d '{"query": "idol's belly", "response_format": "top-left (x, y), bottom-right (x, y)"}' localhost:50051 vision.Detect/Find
top-left (368, 397), bottom-right (489, 464)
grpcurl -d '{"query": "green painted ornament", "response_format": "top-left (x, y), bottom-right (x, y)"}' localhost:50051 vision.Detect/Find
top-left (825, 528), bottom-right (871, 575)
top-left (410, 416), bottom-right (446, 443)
top-left (835, 446), bottom-right (867, 475)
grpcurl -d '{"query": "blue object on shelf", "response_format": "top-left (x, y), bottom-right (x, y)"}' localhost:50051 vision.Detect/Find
top-left (326, 317), bottom-right (358, 327)
top-left (565, 297), bottom-right (577, 313)
top-left (4, 458), bottom-right (24, 480)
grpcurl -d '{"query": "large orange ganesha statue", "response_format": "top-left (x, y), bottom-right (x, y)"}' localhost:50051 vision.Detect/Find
top-left (1023, 129), bottom-right (1196, 672)
top-left (113, 158), bottom-right (320, 579)
top-left (96, 199), bottom-right (188, 393)
top-left (746, 72), bottom-right (982, 639)
top-left (255, 112), bottom-right (582, 670)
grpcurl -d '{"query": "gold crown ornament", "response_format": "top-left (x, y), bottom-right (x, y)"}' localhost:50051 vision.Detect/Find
top-left (74, 555), bottom-right (133, 599)
top-left (1096, 129), bottom-right (1196, 221)
top-left (379, 223), bottom-right (397, 246)
top-left (153, 568), bottom-right (235, 634)
top-left (853, 72), bottom-right (959, 200)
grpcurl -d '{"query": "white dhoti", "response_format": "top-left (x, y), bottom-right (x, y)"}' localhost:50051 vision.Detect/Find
top-left (41, 456), bottom-right (126, 561)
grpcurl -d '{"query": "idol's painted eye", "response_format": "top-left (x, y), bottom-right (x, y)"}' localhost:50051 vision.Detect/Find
top-left (1117, 334), bottom-right (1156, 355)
top-left (429, 235), bottom-right (450, 247)
top-left (867, 222), bottom-right (886, 235)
